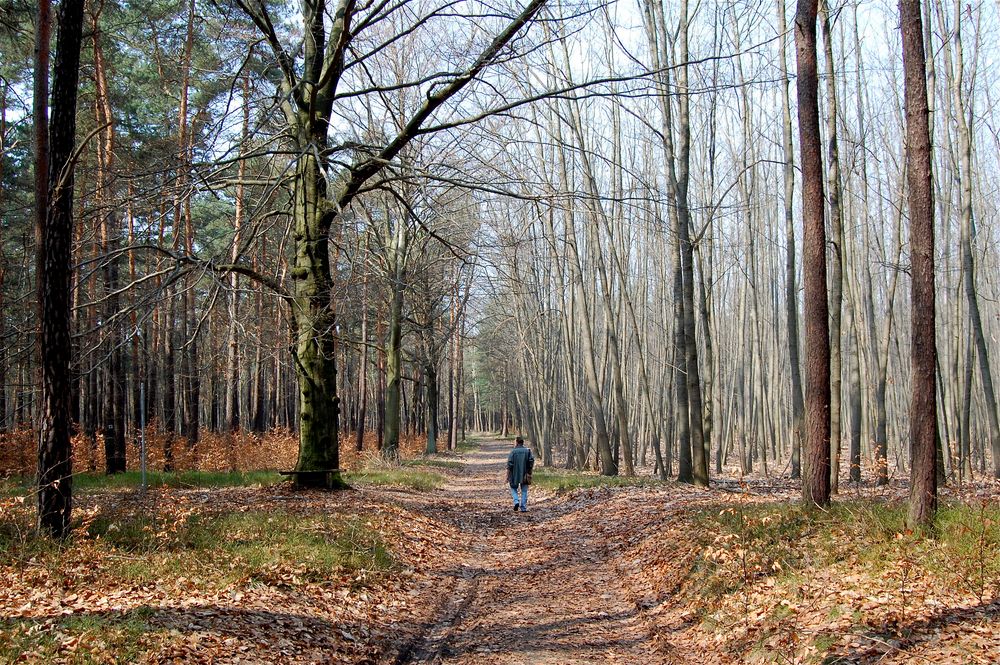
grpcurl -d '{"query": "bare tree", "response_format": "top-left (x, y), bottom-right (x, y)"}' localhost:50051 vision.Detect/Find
top-left (900, 0), bottom-right (937, 529)
top-left (795, 0), bottom-right (831, 507)
top-left (779, 0), bottom-right (805, 480)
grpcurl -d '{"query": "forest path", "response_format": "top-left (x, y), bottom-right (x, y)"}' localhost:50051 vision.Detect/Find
top-left (385, 439), bottom-right (680, 665)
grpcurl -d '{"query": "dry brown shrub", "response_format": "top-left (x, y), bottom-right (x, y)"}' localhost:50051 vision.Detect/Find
top-left (0, 427), bottom-right (34, 476)
top-left (1, 426), bottom-right (429, 475)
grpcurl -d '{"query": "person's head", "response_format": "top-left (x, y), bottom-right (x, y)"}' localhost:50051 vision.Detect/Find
top-left (515, 436), bottom-right (524, 447)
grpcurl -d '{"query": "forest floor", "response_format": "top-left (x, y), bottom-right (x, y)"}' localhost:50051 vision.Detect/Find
top-left (2, 437), bottom-right (1000, 664)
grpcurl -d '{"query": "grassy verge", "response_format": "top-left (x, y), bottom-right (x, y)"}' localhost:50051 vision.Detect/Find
top-left (1, 607), bottom-right (156, 664)
top-left (689, 499), bottom-right (1000, 596)
top-left (530, 467), bottom-right (665, 492)
top-left (1, 509), bottom-right (396, 584)
top-left (0, 505), bottom-right (396, 662)
top-left (455, 436), bottom-right (484, 454)
top-left (403, 458), bottom-right (463, 470)
top-left (2, 465), bottom-right (446, 499)
top-left (344, 468), bottom-right (444, 491)
top-left (675, 497), bottom-right (1000, 661)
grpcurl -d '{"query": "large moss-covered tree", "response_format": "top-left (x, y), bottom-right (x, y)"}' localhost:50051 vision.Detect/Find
top-left (233, 0), bottom-right (547, 487)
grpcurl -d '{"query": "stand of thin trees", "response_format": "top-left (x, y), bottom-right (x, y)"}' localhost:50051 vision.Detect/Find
top-left (8, 0), bottom-right (1000, 534)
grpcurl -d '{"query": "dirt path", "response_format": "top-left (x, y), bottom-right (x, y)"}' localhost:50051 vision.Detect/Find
top-left (384, 439), bottom-right (675, 665)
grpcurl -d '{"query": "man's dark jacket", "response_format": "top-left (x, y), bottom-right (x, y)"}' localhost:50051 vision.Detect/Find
top-left (507, 444), bottom-right (534, 488)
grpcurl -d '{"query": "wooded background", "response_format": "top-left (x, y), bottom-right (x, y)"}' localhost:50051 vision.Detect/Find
top-left (4, 0), bottom-right (1000, 489)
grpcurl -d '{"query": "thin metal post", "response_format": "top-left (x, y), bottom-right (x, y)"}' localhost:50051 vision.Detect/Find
top-left (140, 380), bottom-right (146, 492)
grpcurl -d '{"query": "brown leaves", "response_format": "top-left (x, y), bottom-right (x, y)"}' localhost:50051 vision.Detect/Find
top-left (591, 487), bottom-right (1000, 664)
top-left (3, 441), bottom-right (998, 664)
top-left (0, 481), bottom-right (453, 664)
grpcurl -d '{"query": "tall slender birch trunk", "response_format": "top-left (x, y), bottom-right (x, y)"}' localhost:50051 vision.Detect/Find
top-left (780, 0), bottom-right (805, 480)
top-left (820, 0), bottom-right (845, 493)
top-left (642, 0), bottom-right (707, 485)
top-left (948, 1), bottom-right (1000, 478)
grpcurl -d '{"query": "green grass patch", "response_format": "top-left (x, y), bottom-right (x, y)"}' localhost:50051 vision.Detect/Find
top-left (688, 498), bottom-right (1000, 602)
top-left (812, 633), bottom-right (840, 660)
top-left (0, 477), bottom-right (29, 499)
top-left (0, 509), bottom-right (396, 661)
top-left (1, 607), bottom-right (156, 664)
top-left (1, 508), bottom-right (396, 589)
top-left (530, 467), bottom-right (665, 492)
top-left (344, 468), bottom-right (444, 491)
top-left (76, 470), bottom-right (283, 491)
top-left (403, 458), bottom-right (463, 470)
top-left (455, 436), bottom-right (483, 453)
top-left (83, 511), bottom-right (395, 583)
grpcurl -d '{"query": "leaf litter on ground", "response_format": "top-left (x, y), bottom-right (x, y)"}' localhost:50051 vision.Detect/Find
top-left (2, 442), bottom-right (999, 664)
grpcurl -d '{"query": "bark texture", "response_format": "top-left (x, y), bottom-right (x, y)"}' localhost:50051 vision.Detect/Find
top-left (37, 0), bottom-right (86, 538)
top-left (795, 0), bottom-right (831, 507)
top-left (900, 0), bottom-right (938, 529)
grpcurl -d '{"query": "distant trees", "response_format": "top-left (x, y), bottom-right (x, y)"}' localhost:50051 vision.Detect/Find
top-left (476, 0), bottom-right (989, 505)
top-left (228, 0), bottom-right (547, 486)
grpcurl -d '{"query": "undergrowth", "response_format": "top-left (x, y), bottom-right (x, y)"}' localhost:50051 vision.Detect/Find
top-left (1, 508), bottom-right (396, 585)
top-left (0, 505), bottom-right (395, 663)
top-left (1, 471), bottom-right (283, 498)
top-left (1, 607), bottom-right (156, 664)
top-left (531, 467), bottom-right (665, 492)
top-left (680, 497), bottom-right (1000, 661)
top-left (403, 458), bottom-right (463, 469)
top-left (692, 499), bottom-right (1000, 596)
top-left (455, 436), bottom-right (484, 454)
top-left (344, 468), bottom-right (444, 491)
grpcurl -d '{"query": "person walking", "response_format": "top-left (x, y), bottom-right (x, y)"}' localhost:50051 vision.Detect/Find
top-left (507, 436), bottom-right (534, 512)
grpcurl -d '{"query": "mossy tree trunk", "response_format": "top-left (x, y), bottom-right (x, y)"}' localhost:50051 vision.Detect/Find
top-left (234, 0), bottom-right (546, 483)
top-left (290, 150), bottom-right (344, 488)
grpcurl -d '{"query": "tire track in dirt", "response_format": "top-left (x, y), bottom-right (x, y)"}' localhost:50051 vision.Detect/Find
top-left (388, 439), bottom-right (681, 665)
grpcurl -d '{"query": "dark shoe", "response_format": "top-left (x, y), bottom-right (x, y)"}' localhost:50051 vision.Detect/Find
top-left (520, 506), bottom-right (527, 512)
top-left (513, 503), bottom-right (520, 511)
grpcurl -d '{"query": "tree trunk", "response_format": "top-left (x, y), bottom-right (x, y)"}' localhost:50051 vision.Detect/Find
top-left (225, 72), bottom-right (250, 433)
top-left (425, 363), bottom-right (438, 454)
top-left (900, 0), bottom-right (937, 529)
top-left (848, 311), bottom-right (863, 483)
top-left (949, 0), bottom-right (1000, 478)
top-left (673, 251), bottom-right (693, 483)
top-left (92, 6), bottom-right (126, 474)
top-left (0, 80), bottom-right (7, 433)
top-left (290, 151), bottom-right (343, 486)
top-left (355, 274), bottom-right (369, 451)
top-left (795, 0), bottom-right (832, 507)
top-left (548, 108), bottom-right (616, 475)
top-left (820, 0), bottom-right (845, 494)
top-left (36, 0), bottom-right (85, 538)
top-left (382, 220), bottom-right (406, 459)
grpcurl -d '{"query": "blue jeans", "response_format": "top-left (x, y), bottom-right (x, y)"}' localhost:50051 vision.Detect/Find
top-left (510, 485), bottom-right (528, 508)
